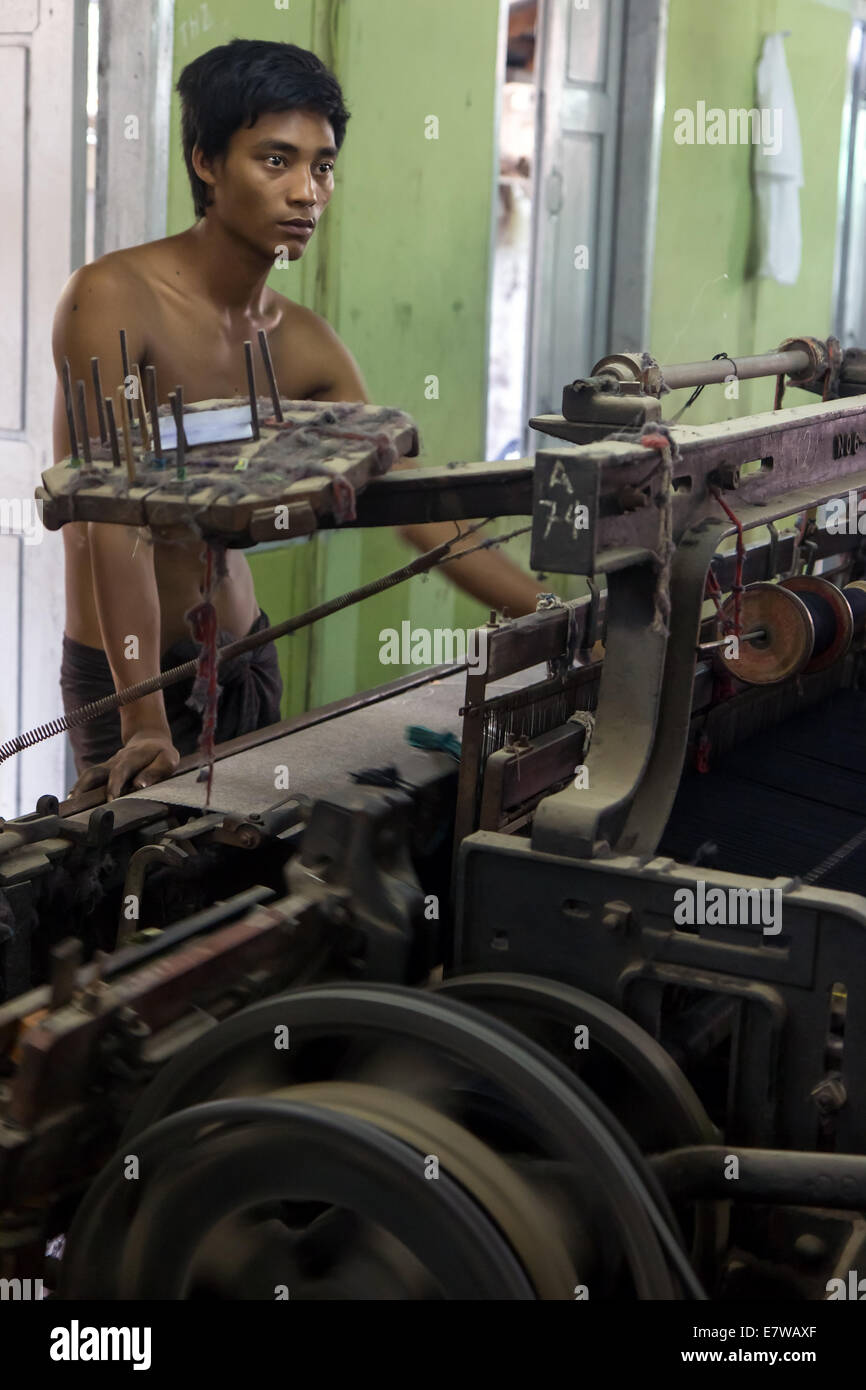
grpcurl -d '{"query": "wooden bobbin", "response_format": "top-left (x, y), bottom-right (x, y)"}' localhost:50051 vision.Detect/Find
top-left (716, 582), bottom-right (815, 685)
top-left (779, 575), bottom-right (853, 673)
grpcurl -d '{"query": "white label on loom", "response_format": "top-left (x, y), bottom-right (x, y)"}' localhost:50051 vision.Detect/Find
top-left (159, 405), bottom-right (256, 449)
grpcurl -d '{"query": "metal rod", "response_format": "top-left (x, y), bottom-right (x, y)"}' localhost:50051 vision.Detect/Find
top-left (243, 340), bottom-right (261, 439)
top-left (698, 628), bottom-right (766, 652)
top-left (661, 350), bottom-right (812, 393)
top-left (257, 328), bottom-right (284, 421)
top-left (132, 363), bottom-right (151, 451)
top-left (171, 387), bottom-right (186, 474)
top-left (118, 327), bottom-right (135, 431)
top-left (90, 357), bottom-right (107, 444)
top-left (653, 1145), bottom-right (866, 1208)
top-left (116, 384), bottom-right (135, 484)
top-left (144, 364), bottom-right (162, 456)
top-left (4, 519), bottom-right (525, 772)
top-left (104, 397), bottom-right (121, 467)
top-left (74, 381), bottom-right (92, 465)
top-left (61, 358), bottom-right (80, 460)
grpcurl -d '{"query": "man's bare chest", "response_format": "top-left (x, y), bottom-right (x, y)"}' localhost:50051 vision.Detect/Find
top-left (138, 287), bottom-right (315, 404)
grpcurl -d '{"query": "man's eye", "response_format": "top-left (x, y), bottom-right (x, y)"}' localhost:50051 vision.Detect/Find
top-left (318, 163), bottom-right (335, 175)
top-left (266, 155), bottom-right (285, 168)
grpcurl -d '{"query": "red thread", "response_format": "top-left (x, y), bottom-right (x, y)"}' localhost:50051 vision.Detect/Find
top-left (186, 546), bottom-right (219, 806)
top-left (696, 731), bottom-right (711, 773)
top-left (710, 486), bottom-right (745, 637)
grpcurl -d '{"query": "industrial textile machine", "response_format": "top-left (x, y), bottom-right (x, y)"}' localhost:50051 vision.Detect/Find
top-left (4, 334), bottom-right (866, 1299)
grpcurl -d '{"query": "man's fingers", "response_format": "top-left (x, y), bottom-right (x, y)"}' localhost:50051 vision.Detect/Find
top-left (106, 762), bottom-right (137, 801)
top-left (69, 739), bottom-right (180, 801)
top-left (134, 751), bottom-right (179, 790)
top-left (69, 763), bottom-right (110, 797)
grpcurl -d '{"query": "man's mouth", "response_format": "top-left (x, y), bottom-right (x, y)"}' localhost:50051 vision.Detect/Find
top-left (278, 219), bottom-right (315, 236)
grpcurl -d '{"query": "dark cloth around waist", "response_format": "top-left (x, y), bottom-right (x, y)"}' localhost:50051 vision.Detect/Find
top-left (60, 608), bottom-right (283, 775)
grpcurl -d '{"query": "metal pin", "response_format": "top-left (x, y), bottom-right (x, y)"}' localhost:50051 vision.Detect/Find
top-left (698, 628), bottom-right (766, 653)
top-left (132, 363), bottom-right (151, 452)
top-left (118, 328), bottom-right (135, 431)
top-left (90, 357), bottom-right (107, 444)
top-left (171, 387), bottom-right (186, 475)
top-left (257, 328), bottom-right (284, 421)
top-left (74, 381), bottom-right (92, 465)
top-left (243, 340), bottom-right (261, 440)
top-left (104, 397), bottom-right (121, 467)
top-left (144, 364), bottom-right (162, 457)
top-left (116, 384), bottom-right (136, 484)
top-left (61, 357), bottom-right (80, 460)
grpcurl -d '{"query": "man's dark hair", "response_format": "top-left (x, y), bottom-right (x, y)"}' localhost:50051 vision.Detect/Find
top-left (177, 38), bottom-right (351, 219)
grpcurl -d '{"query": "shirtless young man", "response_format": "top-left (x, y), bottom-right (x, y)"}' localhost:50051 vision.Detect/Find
top-left (54, 38), bottom-right (541, 802)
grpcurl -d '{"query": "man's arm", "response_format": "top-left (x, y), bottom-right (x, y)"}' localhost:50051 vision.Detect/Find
top-left (306, 319), bottom-right (541, 616)
top-left (52, 263), bottom-right (179, 798)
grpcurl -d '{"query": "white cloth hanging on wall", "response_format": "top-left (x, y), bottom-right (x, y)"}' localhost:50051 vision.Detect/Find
top-left (754, 33), bottom-right (804, 286)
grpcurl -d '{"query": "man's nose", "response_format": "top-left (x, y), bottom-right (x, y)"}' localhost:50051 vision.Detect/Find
top-left (286, 168), bottom-right (317, 205)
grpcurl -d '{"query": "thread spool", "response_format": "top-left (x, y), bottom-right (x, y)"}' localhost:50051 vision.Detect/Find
top-left (779, 576), bottom-right (853, 673)
top-left (715, 576), bottom-right (854, 685)
top-left (842, 580), bottom-right (866, 634)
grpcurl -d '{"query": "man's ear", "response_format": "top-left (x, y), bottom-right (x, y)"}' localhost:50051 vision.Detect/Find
top-left (191, 143), bottom-right (217, 191)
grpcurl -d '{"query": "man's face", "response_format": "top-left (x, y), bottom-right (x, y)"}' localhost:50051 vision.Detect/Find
top-left (197, 109), bottom-right (337, 261)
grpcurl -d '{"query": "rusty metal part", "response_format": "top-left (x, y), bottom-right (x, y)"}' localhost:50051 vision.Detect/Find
top-left (530, 520), bottom-right (726, 859)
top-left (479, 722), bottom-right (588, 831)
top-left (526, 396), bottom-right (866, 565)
top-left (117, 842), bottom-right (191, 948)
top-left (0, 887), bottom-right (328, 1160)
top-left (588, 341), bottom-right (828, 396)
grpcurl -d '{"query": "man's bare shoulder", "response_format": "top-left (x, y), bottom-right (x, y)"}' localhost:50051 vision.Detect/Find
top-left (267, 292), bottom-right (369, 401)
top-left (55, 248), bottom-right (156, 328)
top-left (269, 293), bottom-right (333, 343)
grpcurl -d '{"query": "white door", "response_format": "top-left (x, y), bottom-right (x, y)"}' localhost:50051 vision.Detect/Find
top-left (525, 0), bottom-right (625, 439)
top-left (0, 0), bottom-right (85, 814)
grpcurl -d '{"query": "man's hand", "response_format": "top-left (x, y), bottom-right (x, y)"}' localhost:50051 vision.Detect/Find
top-left (69, 729), bottom-right (180, 801)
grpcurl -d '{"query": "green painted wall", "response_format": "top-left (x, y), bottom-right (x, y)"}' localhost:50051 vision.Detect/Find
top-left (167, 0), bottom-right (502, 716)
top-left (650, 0), bottom-right (852, 426)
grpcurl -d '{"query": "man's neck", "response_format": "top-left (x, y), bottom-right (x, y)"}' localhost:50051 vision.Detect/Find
top-left (181, 218), bottom-right (273, 318)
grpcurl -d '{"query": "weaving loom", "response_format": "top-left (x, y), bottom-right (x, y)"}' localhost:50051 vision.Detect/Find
top-left (7, 333), bottom-right (866, 1299)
